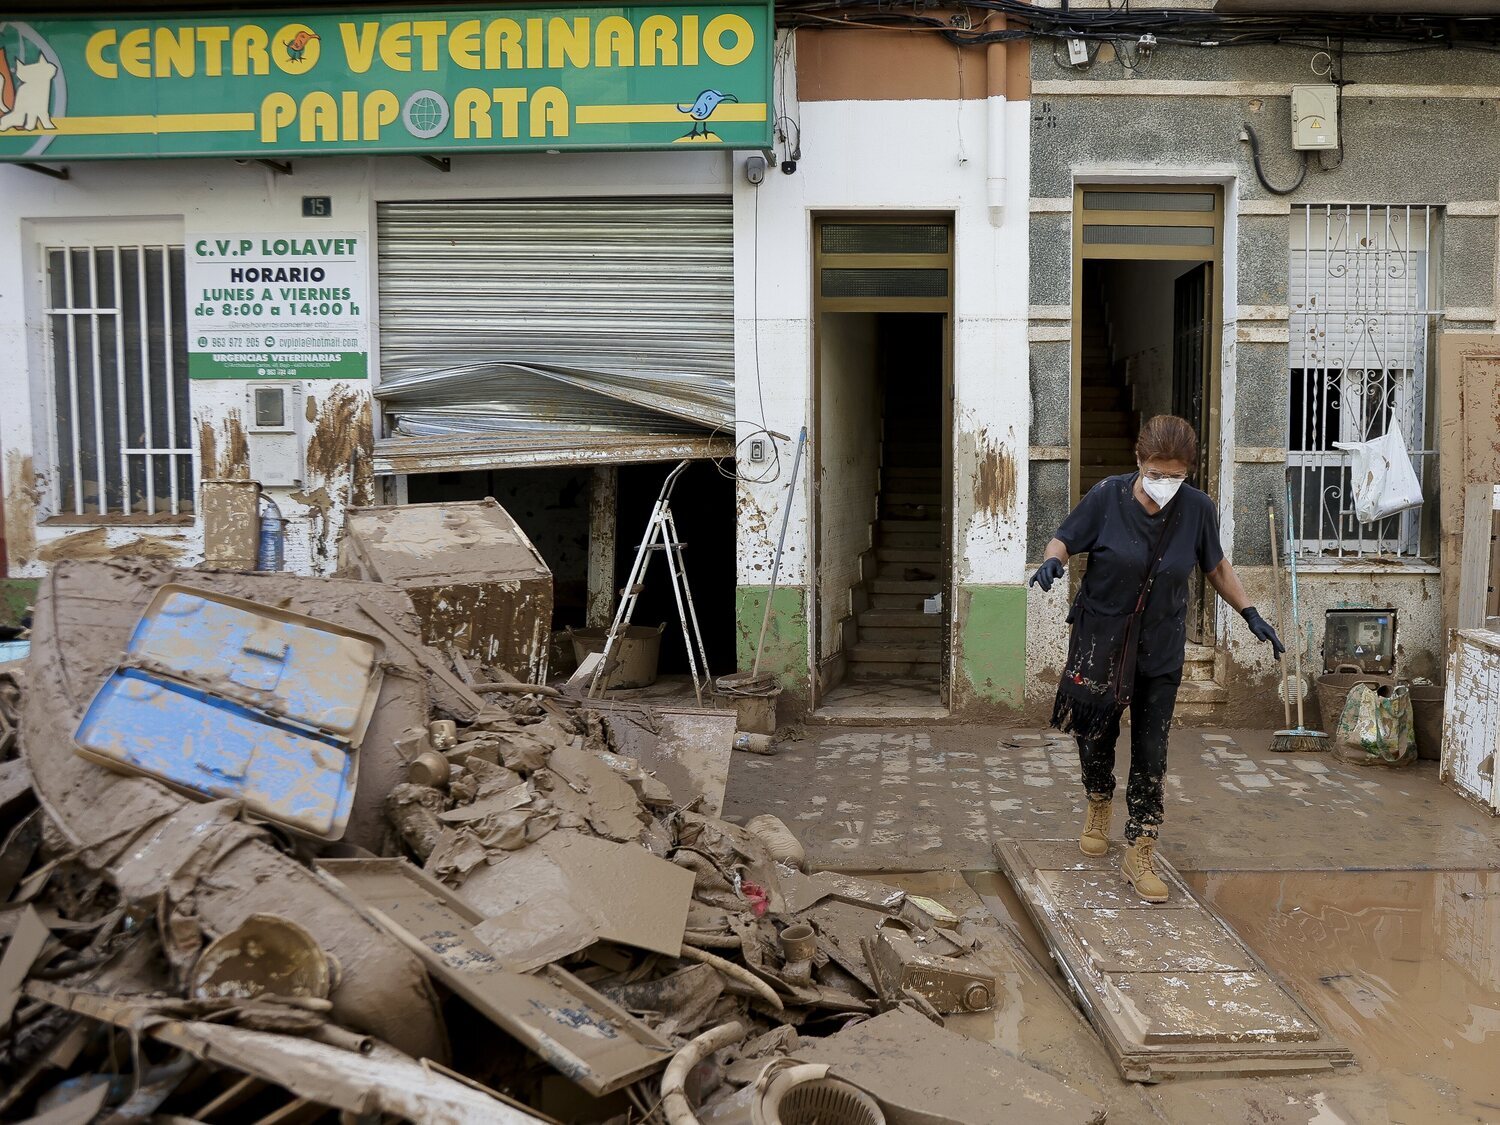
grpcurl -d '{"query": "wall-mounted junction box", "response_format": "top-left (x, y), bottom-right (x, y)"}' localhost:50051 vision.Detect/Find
top-left (1291, 84), bottom-right (1339, 151)
top-left (246, 382), bottom-right (305, 486)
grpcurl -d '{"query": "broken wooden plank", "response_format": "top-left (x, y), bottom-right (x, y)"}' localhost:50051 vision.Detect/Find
top-left (317, 857), bottom-right (673, 1095)
top-left (992, 838), bottom-right (1355, 1082)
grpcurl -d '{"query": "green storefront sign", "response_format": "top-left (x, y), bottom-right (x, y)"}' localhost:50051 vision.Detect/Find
top-left (0, 4), bottom-right (772, 161)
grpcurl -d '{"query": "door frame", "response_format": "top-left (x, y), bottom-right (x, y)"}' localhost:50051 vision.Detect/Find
top-left (1070, 182), bottom-right (1225, 643)
top-left (809, 213), bottom-right (955, 708)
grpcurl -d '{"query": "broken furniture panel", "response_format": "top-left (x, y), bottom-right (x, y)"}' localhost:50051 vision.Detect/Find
top-left (318, 857), bottom-right (673, 1095)
top-left (26, 982), bottom-right (545, 1124)
top-left (797, 1007), bottom-right (1105, 1125)
top-left (338, 499), bottom-right (553, 683)
top-left (992, 839), bottom-right (1355, 1081)
top-left (1440, 628), bottom-right (1500, 815)
top-left (73, 584), bottom-right (383, 841)
top-left (602, 708), bottom-right (735, 817)
top-left (458, 829), bottom-right (694, 968)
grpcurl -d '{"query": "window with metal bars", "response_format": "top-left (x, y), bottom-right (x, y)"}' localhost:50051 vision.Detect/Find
top-left (45, 243), bottom-right (194, 518)
top-left (1287, 205), bottom-right (1438, 560)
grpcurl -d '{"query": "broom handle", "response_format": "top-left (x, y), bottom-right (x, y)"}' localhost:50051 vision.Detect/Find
top-left (1286, 483), bottom-right (1308, 729)
top-left (1267, 499), bottom-right (1292, 729)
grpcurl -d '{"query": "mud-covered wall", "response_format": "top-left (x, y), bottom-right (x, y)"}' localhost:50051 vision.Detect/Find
top-left (0, 148), bottom-right (729, 581)
top-left (737, 30), bottom-right (1032, 711)
top-left (1024, 40), bottom-right (1500, 714)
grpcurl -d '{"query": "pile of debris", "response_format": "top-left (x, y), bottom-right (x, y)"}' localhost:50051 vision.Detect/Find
top-left (0, 558), bottom-right (1103, 1124)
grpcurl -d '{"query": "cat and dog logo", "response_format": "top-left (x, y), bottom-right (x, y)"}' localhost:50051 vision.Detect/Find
top-left (0, 23), bottom-right (64, 158)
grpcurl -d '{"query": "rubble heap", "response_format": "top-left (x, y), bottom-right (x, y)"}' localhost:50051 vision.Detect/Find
top-left (0, 559), bottom-right (1102, 1125)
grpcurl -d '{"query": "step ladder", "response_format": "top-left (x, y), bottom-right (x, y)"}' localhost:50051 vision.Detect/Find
top-left (588, 460), bottom-right (711, 704)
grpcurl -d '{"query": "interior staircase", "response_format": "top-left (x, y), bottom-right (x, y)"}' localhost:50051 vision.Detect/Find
top-left (1078, 271), bottom-right (1140, 494)
top-left (843, 396), bottom-right (943, 683)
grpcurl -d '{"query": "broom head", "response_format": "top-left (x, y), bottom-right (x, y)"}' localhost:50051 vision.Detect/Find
top-left (1270, 728), bottom-right (1329, 753)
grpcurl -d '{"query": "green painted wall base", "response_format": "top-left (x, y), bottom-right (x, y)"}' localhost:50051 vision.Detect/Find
top-left (735, 586), bottom-right (809, 691)
top-left (955, 584), bottom-right (1027, 709)
top-left (0, 579), bottom-right (38, 629)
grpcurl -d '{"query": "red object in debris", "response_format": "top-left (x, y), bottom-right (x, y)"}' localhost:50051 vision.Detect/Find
top-left (740, 881), bottom-right (769, 917)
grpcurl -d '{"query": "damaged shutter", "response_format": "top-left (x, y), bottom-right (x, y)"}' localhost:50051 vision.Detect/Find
top-left (374, 197), bottom-right (734, 471)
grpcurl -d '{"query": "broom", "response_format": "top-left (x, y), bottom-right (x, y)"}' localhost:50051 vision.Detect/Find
top-left (1270, 488), bottom-right (1329, 752)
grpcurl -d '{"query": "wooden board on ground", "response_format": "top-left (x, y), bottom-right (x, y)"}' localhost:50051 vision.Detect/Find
top-left (992, 838), bottom-right (1355, 1082)
top-left (318, 857), bottom-right (672, 1094)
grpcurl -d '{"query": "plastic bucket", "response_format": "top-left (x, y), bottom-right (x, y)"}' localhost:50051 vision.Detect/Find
top-left (568, 624), bottom-right (664, 689)
top-left (1407, 683), bottom-right (1445, 760)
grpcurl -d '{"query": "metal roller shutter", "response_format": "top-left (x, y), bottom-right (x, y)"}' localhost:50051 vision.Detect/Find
top-left (373, 196), bottom-right (735, 470)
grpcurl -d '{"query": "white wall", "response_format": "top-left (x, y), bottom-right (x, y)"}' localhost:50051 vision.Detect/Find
top-left (731, 78), bottom-right (1033, 648)
top-left (816, 311), bottom-right (880, 657)
top-left (0, 148), bottom-right (731, 577)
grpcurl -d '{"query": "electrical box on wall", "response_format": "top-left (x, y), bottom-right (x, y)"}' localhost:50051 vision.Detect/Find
top-left (1291, 84), bottom-right (1339, 150)
top-left (246, 383), bottom-right (305, 486)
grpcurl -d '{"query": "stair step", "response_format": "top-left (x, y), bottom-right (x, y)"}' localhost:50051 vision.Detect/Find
top-left (848, 642), bottom-right (942, 664)
top-left (881, 529), bottom-right (942, 549)
top-left (883, 492), bottom-right (942, 506)
top-left (877, 563), bottom-right (942, 581)
top-left (844, 661), bottom-right (943, 680)
top-left (1175, 679), bottom-right (1228, 704)
top-left (876, 546), bottom-right (941, 564)
top-left (867, 577), bottom-right (941, 595)
top-left (869, 592), bottom-right (931, 610)
top-left (859, 609), bottom-right (942, 628)
top-left (859, 624), bottom-right (942, 644)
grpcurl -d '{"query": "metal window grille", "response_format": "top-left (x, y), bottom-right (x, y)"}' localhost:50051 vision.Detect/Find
top-left (45, 244), bottom-right (193, 517)
top-left (1287, 205), bottom-right (1437, 559)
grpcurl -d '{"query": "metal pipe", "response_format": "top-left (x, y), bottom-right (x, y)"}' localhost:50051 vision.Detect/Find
top-left (752, 427), bottom-right (806, 679)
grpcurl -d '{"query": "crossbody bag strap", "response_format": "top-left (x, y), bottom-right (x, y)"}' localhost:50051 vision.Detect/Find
top-left (1133, 498), bottom-right (1185, 613)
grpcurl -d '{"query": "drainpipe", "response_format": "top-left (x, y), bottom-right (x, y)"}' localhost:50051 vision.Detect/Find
top-left (986, 29), bottom-right (1008, 226)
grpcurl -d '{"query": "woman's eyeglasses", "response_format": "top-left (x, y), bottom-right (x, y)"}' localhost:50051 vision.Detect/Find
top-left (1141, 470), bottom-right (1188, 483)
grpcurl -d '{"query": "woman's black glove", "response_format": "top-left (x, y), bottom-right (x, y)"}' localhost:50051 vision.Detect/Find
top-left (1241, 607), bottom-right (1285, 660)
top-left (1028, 557), bottom-right (1066, 592)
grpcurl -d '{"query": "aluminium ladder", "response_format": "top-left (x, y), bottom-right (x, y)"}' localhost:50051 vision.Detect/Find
top-left (588, 459), bottom-right (710, 704)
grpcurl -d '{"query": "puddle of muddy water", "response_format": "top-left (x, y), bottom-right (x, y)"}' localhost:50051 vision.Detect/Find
top-left (1190, 868), bottom-right (1500, 1121)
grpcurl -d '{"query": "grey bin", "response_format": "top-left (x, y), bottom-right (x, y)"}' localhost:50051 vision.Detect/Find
top-left (568, 624), bottom-right (665, 689)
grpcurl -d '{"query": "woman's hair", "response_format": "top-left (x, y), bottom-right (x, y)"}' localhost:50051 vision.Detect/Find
top-left (1136, 415), bottom-right (1198, 467)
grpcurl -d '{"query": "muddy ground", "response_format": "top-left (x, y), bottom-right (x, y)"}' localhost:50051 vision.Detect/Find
top-left (726, 727), bottom-right (1500, 1122)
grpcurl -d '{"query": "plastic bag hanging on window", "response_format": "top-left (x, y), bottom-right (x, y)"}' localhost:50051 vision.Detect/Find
top-left (1331, 428), bottom-right (1425, 523)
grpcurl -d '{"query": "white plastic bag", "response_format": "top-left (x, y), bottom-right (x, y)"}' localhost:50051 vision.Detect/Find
top-left (1332, 428), bottom-right (1425, 523)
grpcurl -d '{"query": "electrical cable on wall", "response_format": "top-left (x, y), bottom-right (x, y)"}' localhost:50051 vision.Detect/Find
top-left (1242, 123), bottom-right (1309, 195)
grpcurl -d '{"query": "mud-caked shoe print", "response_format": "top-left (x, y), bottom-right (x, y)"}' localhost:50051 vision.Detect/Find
top-left (1121, 836), bottom-right (1169, 903)
top-left (1079, 796), bottom-right (1112, 857)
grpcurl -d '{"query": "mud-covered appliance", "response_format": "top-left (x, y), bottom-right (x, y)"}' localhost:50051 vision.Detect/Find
top-left (337, 498), bottom-right (552, 683)
top-left (73, 584), bottom-right (383, 840)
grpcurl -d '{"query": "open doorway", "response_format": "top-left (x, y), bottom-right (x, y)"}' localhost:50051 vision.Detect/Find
top-left (815, 312), bottom-right (948, 708)
top-left (1074, 185), bottom-right (1221, 645)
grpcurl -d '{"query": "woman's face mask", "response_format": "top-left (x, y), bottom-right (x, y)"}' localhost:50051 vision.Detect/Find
top-left (1139, 465), bottom-right (1186, 507)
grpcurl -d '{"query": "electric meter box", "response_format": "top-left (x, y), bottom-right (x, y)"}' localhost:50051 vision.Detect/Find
top-left (1323, 608), bottom-right (1396, 674)
top-left (245, 382), bottom-right (305, 486)
top-left (1291, 84), bottom-right (1339, 151)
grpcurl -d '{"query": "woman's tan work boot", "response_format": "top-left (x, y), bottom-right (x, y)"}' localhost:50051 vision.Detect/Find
top-left (1121, 835), bottom-right (1169, 903)
top-left (1079, 797), bottom-right (1112, 857)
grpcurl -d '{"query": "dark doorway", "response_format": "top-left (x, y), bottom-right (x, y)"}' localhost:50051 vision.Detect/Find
top-left (816, 311), bottom-right (947, 704)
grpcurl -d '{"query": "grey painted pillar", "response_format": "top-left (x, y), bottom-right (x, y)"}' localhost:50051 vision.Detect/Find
top-left (586, 465), bottom-right (619, 626)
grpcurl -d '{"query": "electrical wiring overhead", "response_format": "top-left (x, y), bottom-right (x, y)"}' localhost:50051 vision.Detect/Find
top-left (774, 1), bottom-right (1500, 53)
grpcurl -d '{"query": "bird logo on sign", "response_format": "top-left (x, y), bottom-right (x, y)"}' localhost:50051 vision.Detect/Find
top-left (676, 89), bottom-right (738, 141)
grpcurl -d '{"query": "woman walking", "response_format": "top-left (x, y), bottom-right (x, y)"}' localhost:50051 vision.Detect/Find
top-left (1028, 415), bottom-right (1284, 902)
